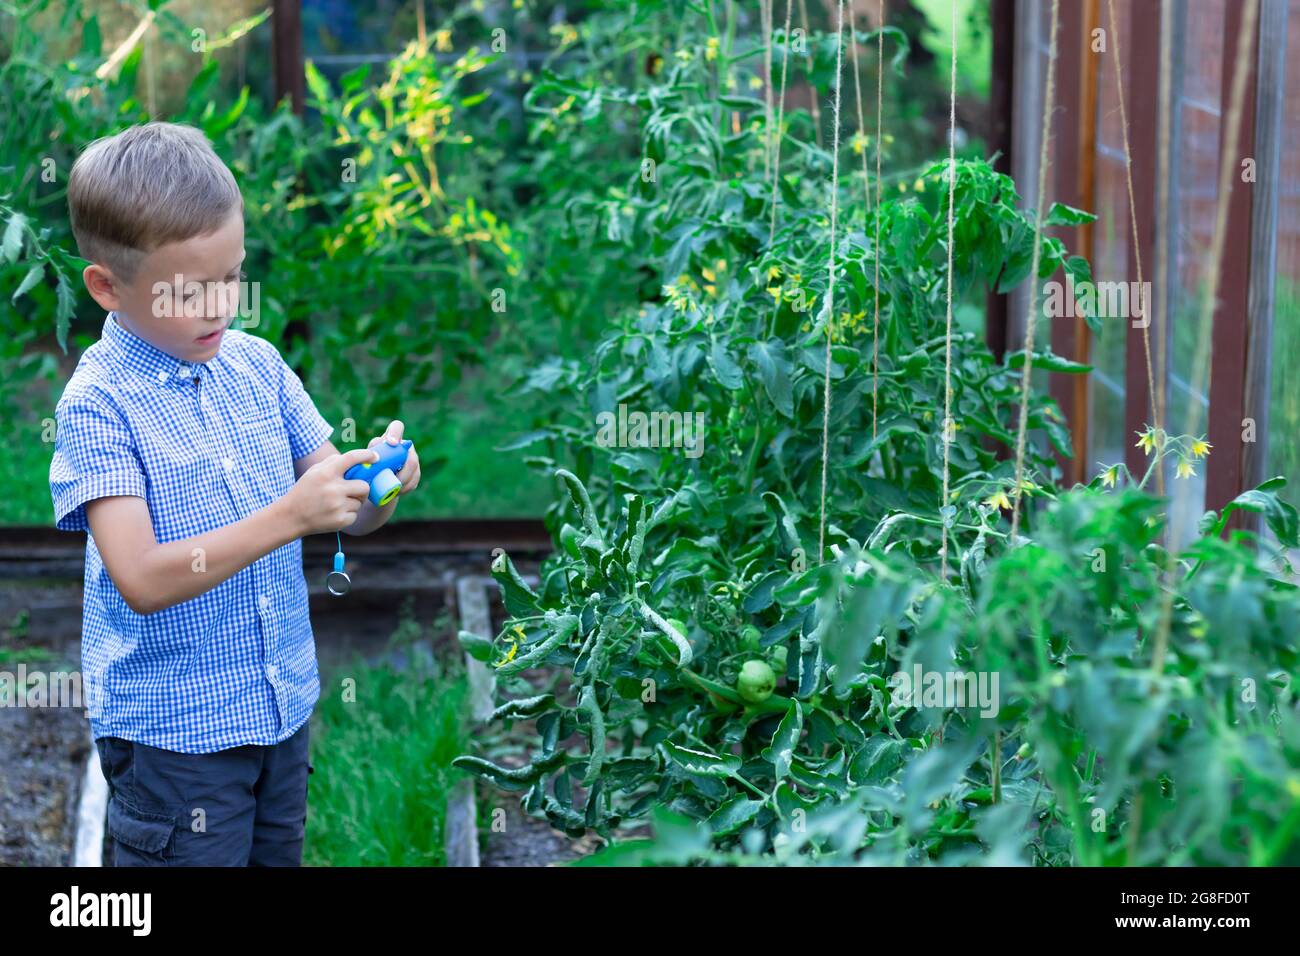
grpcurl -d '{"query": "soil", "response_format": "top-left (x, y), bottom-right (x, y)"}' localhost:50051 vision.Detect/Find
top-left (479, 790), bottom-right (603, 866)
top-left (0, 696), bottom-right (91, 866)
top-left (468, 583), bottom-right (604, 866)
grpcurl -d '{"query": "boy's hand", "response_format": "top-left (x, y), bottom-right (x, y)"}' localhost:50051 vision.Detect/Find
top-left (367, 420), bottom-right (421, 499)
top-left (282, 446), bottom-right (377, 535)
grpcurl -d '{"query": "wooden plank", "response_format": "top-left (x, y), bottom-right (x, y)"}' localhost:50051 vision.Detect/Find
top-left (72, 728), bottom-right (107, 868)
top-left (1206, 0), bottom-right (1261, 520)
top-left (272, 0), bottom-right (305, 115)
top-left (444, 778), bottom-right (480, 867)
top-left (1047, 0), bottom-right (1099, 486)
top-left (456, 576), bottom-right (497, 723)
top-left (986, 0), bottom-right (1016, 366)
top-left (444, 573), bottom-right (501, 868)
top-left (0, 518), bottom-right (553, 567)
top-left (1123, 0), bottom-right (1163, 481)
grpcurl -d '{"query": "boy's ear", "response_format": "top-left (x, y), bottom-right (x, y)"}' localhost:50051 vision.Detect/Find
top-left (82, 263), bottom-right (122, 312)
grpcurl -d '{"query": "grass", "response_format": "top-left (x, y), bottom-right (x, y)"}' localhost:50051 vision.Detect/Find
top-left (303, 639), bottom-right (475, 867)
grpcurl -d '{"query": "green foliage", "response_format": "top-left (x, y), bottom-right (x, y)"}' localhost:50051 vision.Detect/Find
top-left (305, 652), bottom-right (473, 867)
top-left (454, 4), bottom-right (1300, 867)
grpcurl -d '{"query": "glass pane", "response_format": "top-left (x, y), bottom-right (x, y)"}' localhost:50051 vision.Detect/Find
top-left (1267, 0), bottom-right (1300, 567)
top-left (1165, 0), bottom-right (1225, 545)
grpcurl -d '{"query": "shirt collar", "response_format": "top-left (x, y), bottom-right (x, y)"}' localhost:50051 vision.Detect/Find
top-left (103, 312), bottom-right (212, 385)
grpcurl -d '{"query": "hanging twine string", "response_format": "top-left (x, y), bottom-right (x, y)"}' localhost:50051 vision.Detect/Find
top-left (816, 0), bottom-right (848, 564)
top-left (849, 5), bottom-right (871, 214)
top-left (768, 0), bottom-right (795, 243)
top-left (848, 1), bottom-right (886, 440)
top-left (1106, 0), bottom-right (1163, 497)
top-left (761, 0), bottom-right (774, 184)
top-left (1007, 0), bottom-right (1061, 544)
top-left (937, 0), bottom-right (959, 580)
top-left (1149, 0), bottom-right (1259, 675)
top-left (872, 0), bottom-right (884, 441)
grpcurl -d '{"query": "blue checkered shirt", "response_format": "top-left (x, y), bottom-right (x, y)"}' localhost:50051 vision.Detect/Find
top-left (50, 313), bottom-right (334, 753)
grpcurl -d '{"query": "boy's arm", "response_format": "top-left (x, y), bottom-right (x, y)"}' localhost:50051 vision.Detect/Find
top-left (293, 420), bottom-right (420, 537)
top-left (86, 446), bottom-right (378, 616)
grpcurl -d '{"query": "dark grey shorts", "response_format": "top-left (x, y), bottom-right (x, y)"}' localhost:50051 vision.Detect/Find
top-left (94, 720), bottom-right (313, 867)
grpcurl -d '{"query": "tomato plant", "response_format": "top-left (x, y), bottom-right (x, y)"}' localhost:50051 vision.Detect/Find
top-left (455, 4), bottom-right (1300, 866)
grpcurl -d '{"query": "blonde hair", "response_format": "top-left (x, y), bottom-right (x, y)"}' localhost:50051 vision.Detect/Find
top-left (68, 122), bottom-right (242, 282)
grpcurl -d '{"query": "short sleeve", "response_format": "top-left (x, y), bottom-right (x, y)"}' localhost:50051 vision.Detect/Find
top-left (50, 394), bottom-right (148, 532)
top-left (276, 351), bottom-right (334, 462)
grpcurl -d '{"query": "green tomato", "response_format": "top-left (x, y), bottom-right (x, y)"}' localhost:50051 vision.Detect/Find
top-left (770, 644), bottom-right (788, 672)
top-left (740, 624), bottom-right (762, 652)
top-left (737, 660), bottom-right (777, 703)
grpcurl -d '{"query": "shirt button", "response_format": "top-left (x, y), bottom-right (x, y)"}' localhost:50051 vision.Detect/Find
top-left (267, 664), bottom-right (278, 679)
top-left (176, 365), bottom-right (189, 378)
top-left (223, 457), bottom-right (235, 471)
top-left (156, 370), bottom-right (168, 383)
top-left (259, 594), bottom-right (271, 611)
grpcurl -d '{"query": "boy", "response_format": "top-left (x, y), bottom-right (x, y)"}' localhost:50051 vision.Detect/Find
top-left (48, 122), bottom-right (421, 866)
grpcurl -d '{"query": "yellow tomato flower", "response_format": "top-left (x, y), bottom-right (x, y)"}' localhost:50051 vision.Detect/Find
top-left (749, 75), bottom-right (764, 90)
top-left (1191, 438), bottom-right (1212, 459)
top-left (985, 491), bottom-right (1013, 511)
top-left (705, 37), bottom-right (719, 61)
top-left (1100, 465), bottom-right (1118, 488)
top-left (1175, 458), bottom-right (1196, 480)
top-left (913, 176), bottom-right (925, 193)
top-left (434, 29), bottom-right (453, 51)
top-left (1135, 429), bottom-right (1156, 456)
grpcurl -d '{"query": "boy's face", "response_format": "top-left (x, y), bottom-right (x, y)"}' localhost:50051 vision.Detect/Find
top-left (83, 205), bottom-right (246, 363)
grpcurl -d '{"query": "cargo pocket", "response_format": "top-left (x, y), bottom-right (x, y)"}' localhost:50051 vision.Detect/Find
top-left (107, 796), bottom-right (177, 861)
